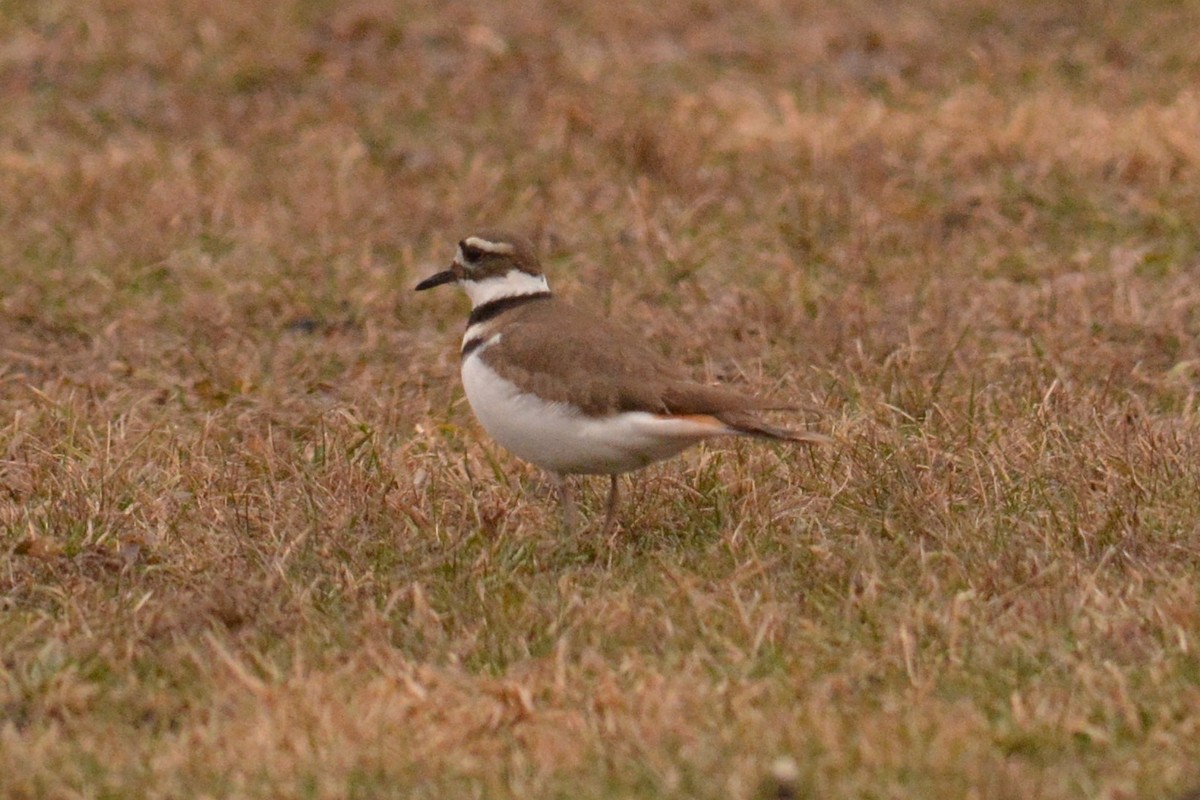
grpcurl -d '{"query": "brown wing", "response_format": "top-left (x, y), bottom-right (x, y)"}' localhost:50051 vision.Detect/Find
top-left (481, 299), bottom-right (783, 418)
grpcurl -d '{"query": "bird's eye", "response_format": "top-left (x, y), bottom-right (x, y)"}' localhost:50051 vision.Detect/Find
top-left (460, 243), bottom-right (483, 262)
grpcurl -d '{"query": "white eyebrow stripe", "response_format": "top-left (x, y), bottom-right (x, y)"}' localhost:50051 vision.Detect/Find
top-left (463, 236), bottom-right (515, 254)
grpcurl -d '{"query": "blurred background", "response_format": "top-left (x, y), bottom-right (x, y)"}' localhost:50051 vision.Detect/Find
top-left (2, 2), bottom-right (1200, 798)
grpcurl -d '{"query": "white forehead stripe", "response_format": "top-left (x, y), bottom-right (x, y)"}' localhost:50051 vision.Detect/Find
top-left (463, 236), bottom-right (515, 254)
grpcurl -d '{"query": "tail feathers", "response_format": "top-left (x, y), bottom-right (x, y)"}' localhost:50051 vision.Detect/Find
top-left (716, 412), bottom-right (832, 445)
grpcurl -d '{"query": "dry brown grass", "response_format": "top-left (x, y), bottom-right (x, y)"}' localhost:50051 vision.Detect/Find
top-left (3, 1), bottom-right (1200, 797)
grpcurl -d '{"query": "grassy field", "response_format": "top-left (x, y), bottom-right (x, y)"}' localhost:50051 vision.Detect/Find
top-left (3, 0), bottom-right (1200, 797)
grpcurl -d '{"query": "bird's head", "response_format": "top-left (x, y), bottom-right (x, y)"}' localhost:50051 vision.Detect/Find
top-left (415, 232), bottom-right (549, 307)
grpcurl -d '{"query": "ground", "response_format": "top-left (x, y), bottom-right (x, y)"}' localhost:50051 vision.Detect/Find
top-left (2, 1), bottom-right (1199, 797)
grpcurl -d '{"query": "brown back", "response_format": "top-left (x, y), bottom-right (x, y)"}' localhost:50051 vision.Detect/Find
top-left (478, 298), bottom-right (785, 418)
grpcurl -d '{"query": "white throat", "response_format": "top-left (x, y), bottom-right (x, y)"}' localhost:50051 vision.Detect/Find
top-left (463, 270), bottom-right (550, 308)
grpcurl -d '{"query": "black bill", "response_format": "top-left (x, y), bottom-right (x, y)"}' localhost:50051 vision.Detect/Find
top-left (414, 269), bottom-right (457, 291)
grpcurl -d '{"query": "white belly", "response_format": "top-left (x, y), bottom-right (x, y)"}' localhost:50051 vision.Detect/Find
top-left (460, 353), bottom-right (725, 474)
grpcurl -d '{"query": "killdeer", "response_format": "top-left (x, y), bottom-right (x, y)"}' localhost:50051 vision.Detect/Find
top-left (415, 231), bottom-right (828, 537)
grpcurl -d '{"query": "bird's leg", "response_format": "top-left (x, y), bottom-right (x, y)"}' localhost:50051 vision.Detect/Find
top-left (550, 472), bottom-right (579, 532)
top-left (600, 474), bottom-right (620, 541)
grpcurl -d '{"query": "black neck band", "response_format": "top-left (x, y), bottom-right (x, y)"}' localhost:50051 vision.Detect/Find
top-left (467, 292), bottom-right (551, 327)
top-left (460, 336), bottom-right (487, 359)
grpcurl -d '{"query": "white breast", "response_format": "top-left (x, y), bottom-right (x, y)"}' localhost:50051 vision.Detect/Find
top-left (460, 350), bottom-right (729, 475)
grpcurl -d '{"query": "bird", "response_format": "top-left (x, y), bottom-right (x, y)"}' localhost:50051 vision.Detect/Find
top-left (415, 231), bottom-right (829, 537)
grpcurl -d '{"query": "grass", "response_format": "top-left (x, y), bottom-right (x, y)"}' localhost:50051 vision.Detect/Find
top-left (3, 0), bottom-right (1200, 797)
